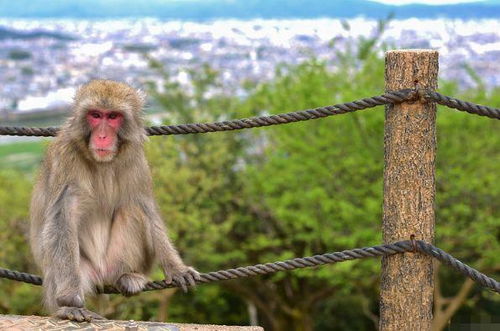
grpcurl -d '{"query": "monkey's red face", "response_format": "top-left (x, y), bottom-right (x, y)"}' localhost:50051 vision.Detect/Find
top-left (87, 109), bottom-right (124, 162)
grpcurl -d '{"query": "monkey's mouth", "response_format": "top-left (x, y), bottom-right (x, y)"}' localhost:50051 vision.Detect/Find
top-left (95, 148), bottom-right (113, 156)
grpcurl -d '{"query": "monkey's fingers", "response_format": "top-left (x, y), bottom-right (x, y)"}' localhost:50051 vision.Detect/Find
top-left (77, 308), bottom-right (105, 322)
top-left (83, 309), bottom-right (106, 321)
top-left (72, 309), bottom-right (86, 322)
top-left (188, 267), bottom-right (202, 281)
top-left (172, 275), bottom-right (188, 292)
top-left (55, 307), bottom-right (105, 323)
top-left (184, 273), bottom-right (196, 288)
top-left (174, 270), bottom-right (200, 291)
top-left (55, 307), bottom-right (81, 322)
top-left (186, 267), bottom-right (201, 288)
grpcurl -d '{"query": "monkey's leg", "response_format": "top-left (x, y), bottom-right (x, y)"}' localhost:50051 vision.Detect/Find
top-left (107, 208), bottom-right (152, 297)
top-left (115, 273), bottom-right (148, 296)
top-left (43, 188), bottom-right (103, 322)
top-left (46, 273), bottom-right (102, 322)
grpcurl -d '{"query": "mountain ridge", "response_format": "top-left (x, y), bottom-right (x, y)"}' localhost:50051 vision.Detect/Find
top-left (0, 0), bottom-right (498, 19)
top-left (0, 26), bottom-right (75, 40)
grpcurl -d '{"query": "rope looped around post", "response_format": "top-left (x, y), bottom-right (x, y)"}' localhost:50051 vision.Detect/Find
top-left (0, 89), bottom-right (417, 137)
top-left (0, 89), bottom-right (497, 138)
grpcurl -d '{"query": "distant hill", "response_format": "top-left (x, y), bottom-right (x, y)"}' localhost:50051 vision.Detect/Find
top-left (0, 26), bottom-right (75, 40)
top-left (0, 0), bottom-right (498, 19)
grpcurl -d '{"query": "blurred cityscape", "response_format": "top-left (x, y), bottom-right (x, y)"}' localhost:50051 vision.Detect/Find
top-left (0, 18), bottom-right (499, 119)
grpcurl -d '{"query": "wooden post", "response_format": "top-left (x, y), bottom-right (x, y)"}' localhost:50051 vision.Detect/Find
top-left (380, 50), bottom-right (438, 331)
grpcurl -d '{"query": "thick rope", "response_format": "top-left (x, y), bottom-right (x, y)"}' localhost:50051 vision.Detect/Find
top-left (145, 89), bottom-right (416, 136)
top-left (0, 90), bottom-right (497, 138)
top-left (121, 240), bottom-right (413, 294)
top-left (0, 241), bottom-right (497, 294)
top-left (416, 241), bottom-right (500, 292)
top-left (422, 90), bottom-right (500, 120)
top-left (0, 89), bottom-right (417, 137)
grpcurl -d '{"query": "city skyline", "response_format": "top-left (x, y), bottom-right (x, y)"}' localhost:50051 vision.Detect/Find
top-left (0, 16), bottom-right (498, 118)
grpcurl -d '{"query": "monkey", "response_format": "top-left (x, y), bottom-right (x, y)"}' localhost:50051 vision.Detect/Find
top-left (30, 79), bottom-right (200, 322)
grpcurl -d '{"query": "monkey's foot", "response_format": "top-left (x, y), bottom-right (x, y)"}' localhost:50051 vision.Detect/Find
top-left (55, 306), bottom-right (105, 322)
top-left (116, 272), bottom-right (148, 296)
top-left (168, 266), bottom-right (201, 292)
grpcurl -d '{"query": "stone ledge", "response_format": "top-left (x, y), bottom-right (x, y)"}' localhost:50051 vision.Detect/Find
top-left (0, 314), bottom-right (264, 330)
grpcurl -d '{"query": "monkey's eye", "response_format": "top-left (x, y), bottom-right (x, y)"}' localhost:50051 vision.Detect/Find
top-left (90, 112), bottom-right (101, 119)
top-left (108, 112), bottom-right (119, 120)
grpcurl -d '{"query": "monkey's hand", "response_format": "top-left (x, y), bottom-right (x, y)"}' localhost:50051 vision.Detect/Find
top-left (55, 307), bottom-right (105, 322)
top-left (163, 265), bottom-right (201, 292)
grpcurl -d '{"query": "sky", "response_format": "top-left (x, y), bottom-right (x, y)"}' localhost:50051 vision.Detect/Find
top-left (372, 0), bottom-right (482, 5)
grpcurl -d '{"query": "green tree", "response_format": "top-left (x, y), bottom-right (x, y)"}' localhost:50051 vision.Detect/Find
top-left (238, 55), bottom-right (386, 330)
top-left (431, 82), bottom-right (500, 330)
top-left (0, 170), bottom-right (43, 316)
top-left (142, 48), bottom-right (389, 330)
top-left (143, 53), bottom-right (499, 330)
top-left (0, 25), bottom-right (497, 330)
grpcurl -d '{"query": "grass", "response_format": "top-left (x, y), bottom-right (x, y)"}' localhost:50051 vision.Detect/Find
top-left (0, 141), bottom-right (47, 173)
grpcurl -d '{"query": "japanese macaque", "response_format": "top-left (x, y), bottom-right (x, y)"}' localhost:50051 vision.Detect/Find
top-left (30, 80), bottom-right (199, 322)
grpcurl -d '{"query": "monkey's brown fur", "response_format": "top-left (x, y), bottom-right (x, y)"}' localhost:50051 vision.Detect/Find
top-left (30, 80), bottom-right (199, 322)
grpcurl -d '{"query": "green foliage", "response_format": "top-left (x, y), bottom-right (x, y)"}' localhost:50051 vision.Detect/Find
top-left (433, 83), bottom-right (500, 322)
top-left (0, 21), bottom-right (497, 330)
top-left (0, 170), bottom-right (43, 315)
top-left (243, 55), bottom-right (385, 259)
top-left (141, 52), bottom-right (498, 329)
top-left (141, 29), bottom-right (392, 328)
top-left (0, 141), bottom-right (46, 173)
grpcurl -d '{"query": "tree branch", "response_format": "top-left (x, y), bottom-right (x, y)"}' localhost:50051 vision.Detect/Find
top-left (432, 262), bottom-right (475, 331)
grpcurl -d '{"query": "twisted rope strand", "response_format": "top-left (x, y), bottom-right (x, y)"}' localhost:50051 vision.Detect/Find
top-left (0, 268), bottom-right (42, 286)
top-left (0, 90), bottom-right (497, 137)
top-left (133, 240), bottom-right (413, 293)
top-left (0, 126), bottom-right (59, 137)
top-left (423, 90), bottom-right (500, 120)
top-left (0, 90), bottom-right (418, 137)
top-left (1, 241), bottom-right (497, 294)
top-left (416, 241), bottom-right (500, 292)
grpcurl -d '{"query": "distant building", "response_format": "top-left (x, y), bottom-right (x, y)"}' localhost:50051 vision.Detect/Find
top-left (17, 87), bottom-right (75, 112)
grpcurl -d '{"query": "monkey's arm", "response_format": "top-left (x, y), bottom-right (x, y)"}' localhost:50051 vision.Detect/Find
top-left (41, 185), bottom-right (84, 309)
top-left (42, 185), bottom-right (105, 322)
top-left (139, 198), bottom-right (200, 291)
